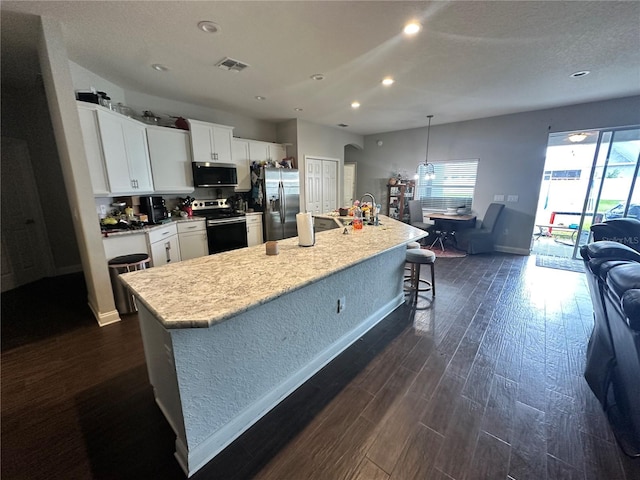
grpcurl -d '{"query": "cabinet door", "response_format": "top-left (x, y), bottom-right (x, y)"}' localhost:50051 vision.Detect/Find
top-left (268, 144), bottom-right (287, 163)
top-left (150, 234), bottom-right (181, 267)
top-left (122, 119), bottom-right (154, 193)
top-left (249, 141), bottom-right (269, 163)
top-left (246, 216), bottom-right (263, 246)
top-left (232, 139), bottom-right (251, 192)
top-left (77, 106), bottom-right (110, 195)
top-left (211, 125), bottom-right (233, 163)
top-left (96, 109), bottom-right (132, 193)
top-left (189, 121), bottom-right (214, 162)
top-left (179, 232), bottom-right (209, 260)
top-left (147, 127), bottom-right (193, 193)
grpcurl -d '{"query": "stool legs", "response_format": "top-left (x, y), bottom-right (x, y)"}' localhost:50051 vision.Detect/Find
top-left (404, 261), bottom-right (435, 302)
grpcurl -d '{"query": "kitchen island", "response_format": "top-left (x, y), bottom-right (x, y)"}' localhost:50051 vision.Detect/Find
top-left (120, 215), bottom-right (426, 476)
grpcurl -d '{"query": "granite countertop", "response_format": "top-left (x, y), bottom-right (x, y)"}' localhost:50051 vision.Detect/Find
top-left (120, 215), bottom-right (426, 329)
top-left (101, 216), bottom-right (205, 238)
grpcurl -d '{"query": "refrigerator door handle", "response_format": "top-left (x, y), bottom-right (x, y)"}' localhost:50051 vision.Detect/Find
top-left (279, 180), bottom-right (286, 224)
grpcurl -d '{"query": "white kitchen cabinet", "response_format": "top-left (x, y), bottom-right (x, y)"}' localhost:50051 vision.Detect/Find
top-left (246, 214), bottom-right (263, 247)
top-left (188, 119), bottom-right (234, 163)
top-left (96, 108), bottom-right (154, 194)
top-left (231, 139), bottom-right (251, 192)
top-left (77, 104), bottom-right (110, 196)
top-left (177, 220), bottom-right (208, 260)
top-left (249, 141), bottom-right (269, 162)
top-left (268, 143), bottom-right (287, 163)
top-left (147, 223), bottom-right (181, 267)
top-left (146, 126), bottom-right (194, 194)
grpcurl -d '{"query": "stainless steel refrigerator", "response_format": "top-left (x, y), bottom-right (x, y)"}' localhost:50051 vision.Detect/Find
top-left (263, 168), bottom-right (300, 241)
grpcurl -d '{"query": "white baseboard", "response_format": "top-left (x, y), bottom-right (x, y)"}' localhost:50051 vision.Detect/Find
top-left (179, 292), bottom-right (405, 477)
top-left (88, 300), bottom-right (121, 326)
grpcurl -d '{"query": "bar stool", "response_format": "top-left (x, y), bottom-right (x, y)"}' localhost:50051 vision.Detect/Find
top-left (405, 248), bottom-right (436, 301)
top-left (405, 241), bottom-right (422, 280)
top-left (108, 253), bottom-right (150, 314)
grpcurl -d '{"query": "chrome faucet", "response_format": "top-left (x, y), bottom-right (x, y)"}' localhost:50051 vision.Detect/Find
top-left (360, 193), bottom-right (377, 225)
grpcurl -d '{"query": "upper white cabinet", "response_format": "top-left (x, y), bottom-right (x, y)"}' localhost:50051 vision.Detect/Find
top-left (96, 109), bottom-right (154, 194)
top-left (188, 119), bottom-right (234, 163)
top-left (146, 126), bottom-right (194, 194)
top-left (78, 103), bottom-right (154, 195)
top-left (268, 143), bottom-right (287, 163)
top-left (77, 104), bottom-right (110, 196)
top-left (232, 139), bottom-right (251, 192)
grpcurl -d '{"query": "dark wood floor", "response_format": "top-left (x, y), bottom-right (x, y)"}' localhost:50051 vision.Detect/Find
top-left (2, 254), bottom-right (639, 480)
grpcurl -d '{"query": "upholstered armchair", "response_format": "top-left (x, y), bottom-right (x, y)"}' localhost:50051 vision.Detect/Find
top-left (455, 203), bottom-right (505, 254)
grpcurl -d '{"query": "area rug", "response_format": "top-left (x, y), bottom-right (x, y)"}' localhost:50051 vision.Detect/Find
top-left (422, 246), bottom-right (467, 258)
top-left (535, 255), bottom-right (585, 273)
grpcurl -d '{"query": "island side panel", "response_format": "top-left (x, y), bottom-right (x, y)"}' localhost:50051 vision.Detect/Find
top-left (170, 245), bottom-right (406, 476)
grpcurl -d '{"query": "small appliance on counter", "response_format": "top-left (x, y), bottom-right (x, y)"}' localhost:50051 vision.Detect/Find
top-left (138, 195), bottom-right (168, 224)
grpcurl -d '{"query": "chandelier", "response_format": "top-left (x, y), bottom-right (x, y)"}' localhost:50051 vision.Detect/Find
top-left (415, 114), bottom-right (435, 180)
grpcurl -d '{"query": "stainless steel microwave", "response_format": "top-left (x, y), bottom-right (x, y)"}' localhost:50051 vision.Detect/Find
top-left (191, 162), bottom-right (238, 187)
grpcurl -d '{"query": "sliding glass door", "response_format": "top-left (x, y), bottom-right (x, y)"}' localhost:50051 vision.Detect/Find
top-left (575, 127), bottom-right (640, 257)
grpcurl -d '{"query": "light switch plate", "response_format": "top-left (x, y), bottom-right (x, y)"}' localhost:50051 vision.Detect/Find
top-left (507, 195), bottom-right (519, 202)
top-left (494, 194), bottom-right (505, 202)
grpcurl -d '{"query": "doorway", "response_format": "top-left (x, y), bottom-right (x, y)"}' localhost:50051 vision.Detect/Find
top-left (532, 127), bottom-right (640, 262)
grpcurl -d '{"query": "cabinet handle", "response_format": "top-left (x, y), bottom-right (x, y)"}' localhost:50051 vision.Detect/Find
top-left (187, 225), bottom-right (197, 229)
top-left (165, 241), bottom-right (171, 263)
top-left (162, 231), bottom-right (170, 236)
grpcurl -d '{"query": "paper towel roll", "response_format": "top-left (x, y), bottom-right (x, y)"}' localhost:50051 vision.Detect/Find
top-left (296, 212), bottom-right (315, 247)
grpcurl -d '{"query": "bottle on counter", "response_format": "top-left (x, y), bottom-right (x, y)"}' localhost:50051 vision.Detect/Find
top-left (352, 202), bottom-right (363, 230)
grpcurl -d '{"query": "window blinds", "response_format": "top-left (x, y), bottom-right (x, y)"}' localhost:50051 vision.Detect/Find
top-left (415, 160), bottom-right (478, 211)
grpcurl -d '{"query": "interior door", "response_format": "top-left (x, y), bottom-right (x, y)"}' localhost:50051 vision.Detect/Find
top-left (343, 162), bottom-right (356, 207)
top-left (1, 137), bottom-right (52, 291)
top-left (305, 158), bottom-right (322, 214)
top-left (322, 160), bottom-right (338, 213)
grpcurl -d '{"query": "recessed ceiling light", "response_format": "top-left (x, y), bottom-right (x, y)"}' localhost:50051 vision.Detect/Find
top-left (570, 70), bottom-right (590, 78)
top-left (310, 73), bottom-right (325, 81)
top-left (294, 107), bottom-right (303, 112)
top-left (255, 96), bottom-right (266, 101)
top-left (403, 22), bottom-right (421, 35)
top-left (198, 21), bottom-right (220, 34)
top-left (151, 64), bottom-right (169, 72)
top-left (351, 101), bottom-right (360, 109)
top-left (382, 77), bottom-right (394, 86)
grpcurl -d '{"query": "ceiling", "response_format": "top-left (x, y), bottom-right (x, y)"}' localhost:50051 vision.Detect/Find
top-left (2, 1), bottom-right (639, 136)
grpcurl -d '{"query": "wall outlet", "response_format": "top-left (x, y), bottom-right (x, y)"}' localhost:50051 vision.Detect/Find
top-left (100, 205), bottom-right (107, 215)
top-left (494, 194), bottom-right (505, 202)
top-left (337, 296), bottom-right (346, 313)
top-left (507, 194), bottom-right (519, 203)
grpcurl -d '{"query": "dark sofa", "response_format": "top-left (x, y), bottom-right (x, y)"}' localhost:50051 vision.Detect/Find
top-left (580, 240), bottom-right (640, 457)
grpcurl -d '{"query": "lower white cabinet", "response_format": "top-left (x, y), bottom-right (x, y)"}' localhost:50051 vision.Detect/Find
top-left (177, 220), bottom-right (208, 260)
top-left (103, 232), bottom-right (148, 261)
top-left (147, 223), bottom-right (181, 267)
top-left (246, 214), bottom-right (263, 247)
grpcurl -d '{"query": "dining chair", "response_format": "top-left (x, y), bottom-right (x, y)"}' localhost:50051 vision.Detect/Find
top-left (408, 200), bottom-right (434, 244)
top-left (456, 203), bottom-right (505, 254)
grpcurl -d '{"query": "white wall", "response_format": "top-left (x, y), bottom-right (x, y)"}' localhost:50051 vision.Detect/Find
top-left (348, 96), bottom-right (640, 254)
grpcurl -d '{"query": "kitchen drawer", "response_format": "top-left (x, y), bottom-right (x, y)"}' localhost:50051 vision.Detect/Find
top-left (177, 220), bottom-right (206, 234)
top-left (245, 215), bottom-right (262, 225)
top-left (147, 223), bottom-right (178, 244)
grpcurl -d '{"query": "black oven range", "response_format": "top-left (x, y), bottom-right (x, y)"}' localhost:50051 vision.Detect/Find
top-left (191, 199), bottom-right (247, 254)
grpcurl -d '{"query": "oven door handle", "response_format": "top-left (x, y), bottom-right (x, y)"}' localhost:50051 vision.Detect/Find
top-left (207, 218), bottom-right (247, 226)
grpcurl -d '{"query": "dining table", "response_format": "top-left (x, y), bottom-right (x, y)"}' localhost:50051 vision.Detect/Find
top-left (426, 212), bottom-right (477, 251)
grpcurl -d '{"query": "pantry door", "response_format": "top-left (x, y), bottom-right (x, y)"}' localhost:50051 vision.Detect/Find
top-left (1, 137), bottom-right (53, 291)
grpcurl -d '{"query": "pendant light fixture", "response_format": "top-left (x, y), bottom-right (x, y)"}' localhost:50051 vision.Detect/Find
top-left (415, 114), bottom-right (435, 180)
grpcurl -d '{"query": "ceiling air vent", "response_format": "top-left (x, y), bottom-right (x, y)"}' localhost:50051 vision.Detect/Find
top-left (215, 57), bottom-right (250, 72)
